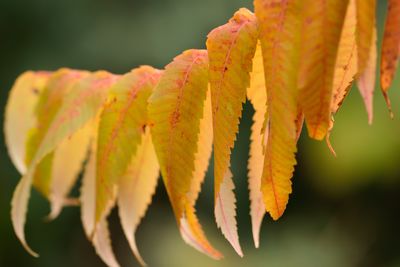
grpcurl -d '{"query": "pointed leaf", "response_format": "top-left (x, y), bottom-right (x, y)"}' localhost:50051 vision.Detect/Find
top-left (149, 49), bottom-right (221, 258)
top-left (298, 0), bottom-right (349, 140)
top-left (207, 8), bottom-right (258, 256)
top-left (357, 27), bottom-right (377, 124)
top-left (380, 0), bottom-right (400, 113)
top-left (95, 66), bottom-right (161, 228)
top-left (92, 219), bottom-right (120, 267)
top-left (118, 129), bottom-right (160, 266)
top-left (4, 71), bottom-right (50, 174)
top-left (81, 121), bottom-right (120, 267)
top-left (179, 91), bottom-right (222, 260)
top-left (48, 122), bottom-right (92, 219)
top-left (11, 71), bottom-right (118, 256)
top-left (356, 0), bottom-right (376, 75)
top-left (331, 0), bottom-right (358, 115)
top-left (24, 69), bottom-right (89, 198)
top-left (255, 0), bottom-right (303, 220)
top-left (81, 131), bottom-right (97, 238)
top-left (247, 43), bottom-right (267, 248)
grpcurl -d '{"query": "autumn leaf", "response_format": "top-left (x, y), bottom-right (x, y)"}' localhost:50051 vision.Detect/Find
top-left (356, 0), bottom-right (376, 76)
top-left (4, 1), bottom-right (400, 265)
top-left (325, 0), bottom-right (359, 155)
top-left (247, 42), bottom-right (267, 248)
top-left (298, 0), bottom-right (349, 140)
top-left (380, 0), bottom-right (400, 114)
top-left (148, 49), bottom-right (221, 259)
top-left (207, 8), bottom-right (258, 256)
top-left (331, 0), bottom-right (358, 116)
top-left (357, 27), bottom-right (377, 124)
top-left (80, 123), bottom-right (120, 267)
top-left (255, 0), bottom-right (303, 221)
top-left (118, 128), bottom-right (159, 266)
top-left (22, 69), bottom-right (91, 219)
top-left (79, 66), bottom-right (161, 266)
top-left (25, 69), bottom-right (88, 190)
top-left (179, 91), bottom-right (220, 259)
top-left (92, 218), bottom-right (120, 267)
top-left (95, 66), bottom-right (161, 230)
top-left (81, 128), bottom-right (97, 239)
top-left (48, 123), bottom-right (92, 219)
top-left (354, 0), bottom-right (377, 124)
top-left (11, 70), bottom-right (118, 256)
top-left (4, 71), bottom-right (50, 174)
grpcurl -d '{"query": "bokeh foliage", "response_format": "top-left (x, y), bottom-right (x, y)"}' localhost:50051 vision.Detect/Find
top-left (1, 0), bottom-right (399, 266)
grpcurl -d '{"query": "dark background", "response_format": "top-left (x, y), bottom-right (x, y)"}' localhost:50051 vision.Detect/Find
top-left (1, 1), bottom-right (400, 266)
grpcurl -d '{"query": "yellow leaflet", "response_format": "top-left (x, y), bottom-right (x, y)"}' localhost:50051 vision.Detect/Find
top-left (356, 0), bottom-right (376, 76)
top-left (255, 0), bottom-right (302, 220)
top-left (25, 69), bottom-right (89, 197)
top-left (48, 122), bottom-right (92, 219)
top-left (95, 66), bottom-right (161, 227)
top-left (149, 49), bottom-right (221, 259)
top-left (327, 0), bottom-right (358, 155)
top-left (81, 123), bottom-right (120, 267)
top-left (186, 91), bottom-right (213, 206)
top-left (207, 8), bottom-right (258, 256)
top-left (380, 0), bottom-right (400, 114)
top-left (247, 43), bottom-right (267, 248)
top-left (298, 0), bottom-right (349, 140)
top-left (4, 71), bottom-right (50, 174)
top-left (81, 129), bottom-right (97, 238)
top-left (92, 219), bottom-right (120, 267)
top-left (118, 128), bottom-right (159, 266)
top-left (357, 27), bottom-right (377, 124)
top-left (331, 0), bottom-right (358, 115)
top-left (179, 90), bottom-right (221, 260)
top-left (11, 71), bottom-right (118, 256)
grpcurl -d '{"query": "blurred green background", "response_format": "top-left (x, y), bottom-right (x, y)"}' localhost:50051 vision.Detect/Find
top-left (1, 1), bottom-right (400, 266)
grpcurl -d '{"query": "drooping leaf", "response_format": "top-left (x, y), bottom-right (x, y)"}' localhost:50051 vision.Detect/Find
top-left (11, 68), bottom-right (89, 255)
top-left (380, 0), bottom-right (400, 113)
top-left (92, 218), bottom-right (120, 267)
top-left (11, 71), bottom-right (118, 256)
top-left (331, 0), bottom-right (358, 115)
top-left (95, 66), bottom-right (161, 230)
top-left (254, 0), bottom-right (303, 220)
top-left (179, 90), bottom-right (221, 259)
top-left (355, 0), bottom-right (376, 75)
top-left (118, 128), bottom-right (159, 266)
top-left (149, 49), bottom-right (221, 258)
top-left (5, 2), bottom-right (400, 264)
top-left (48, 122), bottom-right (92, 219)
top-left (81, 131), bottom-right (97, 238)
top-left (326, 0), bottom-right (358, 155)
top-left (207, 8), bottom-right (258, 256)
top-left (4, 71), bottom-right (50, 174)
top-left (246, 42), bottom-right (267, 248)
top-left (298, 0), bottom-right (349, 140)
top-left (357, 27), bottom-right (377, 124)
top-left (80, 125), bottom-right (120, 267)
top-left (24, 69), bottom-right (89, 202)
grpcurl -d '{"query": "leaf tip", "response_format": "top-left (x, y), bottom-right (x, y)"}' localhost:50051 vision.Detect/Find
top-left (308, 124), bottom-right (327, 141)
top-left (367, 114), bottom-right (374, 125)
top-left (214, 172), bottom-right (243, 258)
top-left (326, 134), bottom-right (337, 158)
top-left (269, 212), bottom-right (283, 221)
top-left (20, 239), bottom-right (39, 258)
top-left (382, 91), bottom-right (394, 119)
